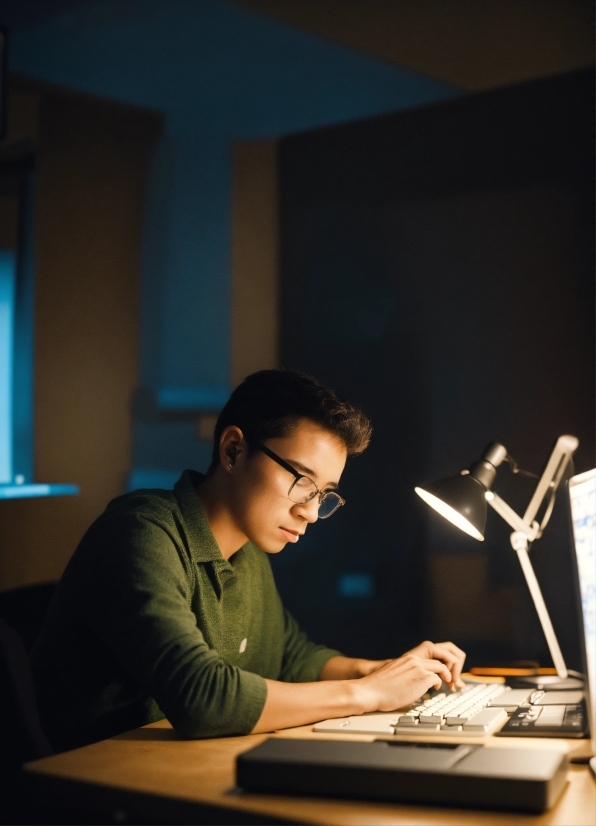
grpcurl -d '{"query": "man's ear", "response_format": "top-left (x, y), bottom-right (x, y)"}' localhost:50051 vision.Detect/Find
top-left (218, 426), bottom-right (245, 471)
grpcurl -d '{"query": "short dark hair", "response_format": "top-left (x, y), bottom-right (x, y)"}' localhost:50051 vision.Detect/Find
top-left (208, 369), bottom-right (372, 473)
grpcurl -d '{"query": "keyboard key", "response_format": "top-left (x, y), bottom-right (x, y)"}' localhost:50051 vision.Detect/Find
top-left (397, 712), bottom-right (418, 726)
top-left (488, 688), bottom-right (532, 709)
top-left (462, 707), bottom-right (508, 732)
top-left (419, 713), bottom-right (445, 724)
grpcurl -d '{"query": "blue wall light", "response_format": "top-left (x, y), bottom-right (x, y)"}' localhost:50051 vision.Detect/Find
top-left (337, 572), bottom-right (375, 599)
top-left (0, 250), bottom-right (14, 484)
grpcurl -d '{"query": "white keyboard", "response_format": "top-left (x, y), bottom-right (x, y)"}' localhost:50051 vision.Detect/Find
top-left (314, 683), bottom-right (533, 737)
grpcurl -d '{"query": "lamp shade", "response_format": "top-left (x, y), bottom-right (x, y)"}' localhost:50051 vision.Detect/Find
top-left (415, 474), bottom-right (487, 540)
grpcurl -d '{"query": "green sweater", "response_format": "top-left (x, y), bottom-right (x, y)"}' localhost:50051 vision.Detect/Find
top-left (32, 470), bottom-right (341, 752)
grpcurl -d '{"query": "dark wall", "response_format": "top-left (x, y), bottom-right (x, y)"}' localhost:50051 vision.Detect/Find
top-left (275, 69), bottom-right (595, 669)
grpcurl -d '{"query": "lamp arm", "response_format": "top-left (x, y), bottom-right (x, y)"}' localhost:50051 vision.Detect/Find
top-left (522, 435), bottom-right (578, 530)
top-left (488, 494), bottom-right (568, 679)
top-left (488, 492), bottom-right (538, 541)
top-left (513, 540), bottom-right (569, 679)
top-left (486, 433), bottom-right (579, 682)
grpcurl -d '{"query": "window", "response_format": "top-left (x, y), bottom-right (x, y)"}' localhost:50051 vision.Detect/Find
top-left (0, 155), bottom-right (76, 498)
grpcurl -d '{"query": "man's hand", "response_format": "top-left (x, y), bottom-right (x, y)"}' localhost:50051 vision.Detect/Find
top-left (355, 647), bottom-right (462, 713)
top-left (321, 640), bottom-right (466, 689)
top-left (319, 640), bottom-right (467, 715)
top-left (402, 640), bottom-right (466, 690)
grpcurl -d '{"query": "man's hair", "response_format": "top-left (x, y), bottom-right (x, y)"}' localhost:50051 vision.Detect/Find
top-left (208, 369), bottom-right (372, 472)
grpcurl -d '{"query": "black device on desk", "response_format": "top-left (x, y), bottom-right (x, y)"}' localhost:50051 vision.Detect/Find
top-left (236, 738), bottom-right (568, 813)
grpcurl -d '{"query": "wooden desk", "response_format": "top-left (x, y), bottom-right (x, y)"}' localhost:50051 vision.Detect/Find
top-left (23, 720), bottom-right (595, 825)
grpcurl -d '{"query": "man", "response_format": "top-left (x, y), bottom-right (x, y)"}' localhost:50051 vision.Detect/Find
top-left (32, 370), bottom-right (465, 752)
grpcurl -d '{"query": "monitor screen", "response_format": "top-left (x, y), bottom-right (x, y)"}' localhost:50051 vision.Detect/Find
top-left (568, 468), bottom-right (596, 754)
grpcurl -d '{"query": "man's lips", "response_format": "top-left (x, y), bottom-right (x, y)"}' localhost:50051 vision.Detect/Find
top-left (280, 527), bottom-right (304, 543)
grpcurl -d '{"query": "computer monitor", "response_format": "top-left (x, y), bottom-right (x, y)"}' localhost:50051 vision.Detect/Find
top-left (568, 468), bottom-right (596, 766)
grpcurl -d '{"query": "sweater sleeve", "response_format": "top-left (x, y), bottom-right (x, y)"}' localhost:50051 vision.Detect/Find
top-left (278, 607), bottom-right (343, 683)
top-left (73, 512), bottom-right (267, 739)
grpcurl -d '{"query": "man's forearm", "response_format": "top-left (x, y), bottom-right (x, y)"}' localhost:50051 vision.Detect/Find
top-left (251, 676), bottom-right (373, 734)
top-left (251, 643), bottom-right (465, 734)
top-left (250, 657), bottom-right (387, 734)
top-left (317, 655), bottom-right (390, 680)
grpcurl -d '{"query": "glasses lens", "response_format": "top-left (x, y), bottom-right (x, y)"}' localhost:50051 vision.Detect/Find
top-left (288, 476), bottom-right (318, 504)
top-left (318, 492), bottom-right (343, 519)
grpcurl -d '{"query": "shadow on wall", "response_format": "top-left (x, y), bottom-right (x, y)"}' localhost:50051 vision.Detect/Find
top-left (275, 70), bottom-right (594, 665)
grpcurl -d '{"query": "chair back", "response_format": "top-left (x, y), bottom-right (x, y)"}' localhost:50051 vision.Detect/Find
top-left (0, 581), bottom-right (57, 652)
top-left (0, 618), bottom-right (54, 775)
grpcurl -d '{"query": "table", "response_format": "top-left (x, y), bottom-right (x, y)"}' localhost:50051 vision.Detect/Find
top-left (23, 719), bottom-right (595, 825)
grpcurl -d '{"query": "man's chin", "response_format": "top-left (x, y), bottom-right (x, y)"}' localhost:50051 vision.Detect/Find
top-left (256, 538), bottom-right (287, 554)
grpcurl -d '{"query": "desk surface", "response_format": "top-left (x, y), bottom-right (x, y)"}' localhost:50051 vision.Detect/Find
top-left (24, 720), bottom-right (595, 825)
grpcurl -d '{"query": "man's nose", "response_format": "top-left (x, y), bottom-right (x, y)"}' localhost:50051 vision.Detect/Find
top-left (293, 496), bottom-right (319, 524)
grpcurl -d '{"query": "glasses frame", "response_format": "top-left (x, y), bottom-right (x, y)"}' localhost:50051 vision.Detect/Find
top-left (254, 442), bottom-right (345, 519)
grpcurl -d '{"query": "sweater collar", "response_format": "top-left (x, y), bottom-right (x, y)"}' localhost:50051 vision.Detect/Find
top-left (174, 469), bottom-right (233, 568)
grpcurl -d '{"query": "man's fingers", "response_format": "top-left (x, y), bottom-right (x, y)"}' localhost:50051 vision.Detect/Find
top-left (422, 658), bottom-right (453, 685)
top-left (427, 672), bottom-right (442, 691)
top-left (427, 642), bottom-right (466, 686)
top-left (423, 646), bottom-right (459, 682)
top-left (437, 641), bottom-right (466, 685)
top-left (437, 641), bottom-right (466, 664)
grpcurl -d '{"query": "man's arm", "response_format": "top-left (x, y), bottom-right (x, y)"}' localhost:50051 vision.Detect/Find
top-left (75, 513), bottom-right (268, 739)
top-left (251, 641), bottom-right (466, 734)
top-left (316, 655), bottom-right (390, 680)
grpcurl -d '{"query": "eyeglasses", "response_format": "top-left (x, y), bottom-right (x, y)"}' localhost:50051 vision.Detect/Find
top-left (255, 442), bottom-right (345, 519)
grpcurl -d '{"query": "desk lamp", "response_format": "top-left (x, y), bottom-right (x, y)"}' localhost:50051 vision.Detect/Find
top-left (415, 435), bottom-right (579, 683)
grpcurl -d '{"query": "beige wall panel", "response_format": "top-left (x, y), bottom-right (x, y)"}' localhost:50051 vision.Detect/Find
top-left (5, 87), bottom-right (39, 145)
top-left (0, 82), bottom-right (161, 590)
top-left (231, 139), bottom-right (279, 389)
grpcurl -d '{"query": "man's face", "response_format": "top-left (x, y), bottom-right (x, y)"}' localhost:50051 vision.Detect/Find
top-left (230, 419), bottom-right (348, 553)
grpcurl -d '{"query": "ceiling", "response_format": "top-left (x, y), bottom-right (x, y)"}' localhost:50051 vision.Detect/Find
top-left (231, 0), bottom-right (594, 90)
top-left (1, 0), bottom-right (594, 91)
top-left (0, 0), bottom-right (86, 32)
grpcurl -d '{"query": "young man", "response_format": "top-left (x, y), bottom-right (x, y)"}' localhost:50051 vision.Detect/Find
top-left (32, 370), bottom-right (465, 752)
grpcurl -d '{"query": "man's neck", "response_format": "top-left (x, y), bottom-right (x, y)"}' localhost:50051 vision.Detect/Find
top-left (196, 473), bottom-right (248, 560)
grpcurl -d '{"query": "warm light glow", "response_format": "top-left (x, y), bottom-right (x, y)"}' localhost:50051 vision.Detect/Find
top-left (415, 487), bottom-right (484, 540)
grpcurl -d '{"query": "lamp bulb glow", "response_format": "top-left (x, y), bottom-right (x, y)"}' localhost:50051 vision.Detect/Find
top-left (415, 487), bottom-right (484, 541)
